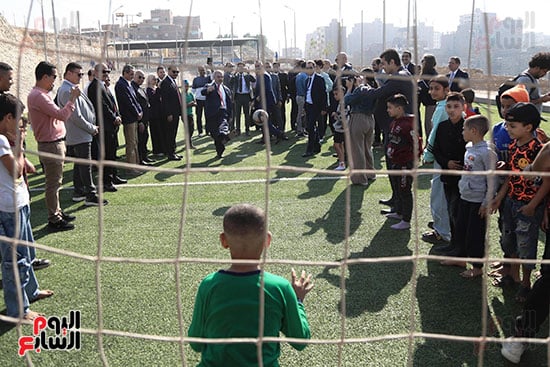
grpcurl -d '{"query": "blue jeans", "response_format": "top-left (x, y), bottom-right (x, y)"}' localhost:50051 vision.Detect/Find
top-left (0, 205), bottom-right (40, 317)
top-left (500, 197), bottom-right (544, 269)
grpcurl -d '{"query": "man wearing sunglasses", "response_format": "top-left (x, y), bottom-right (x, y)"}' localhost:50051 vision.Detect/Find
top-left (57, 62), bottom-right (107, 208)
top-left (159, 64), bottom-right (183, 161)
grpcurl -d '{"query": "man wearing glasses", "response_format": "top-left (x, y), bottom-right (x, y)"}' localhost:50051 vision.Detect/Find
top-left (159, 64), bottom-right (183, 161)
top-left (57, 62), bottom-right (107, 208)
top-left (27, 61), bottom-right (80, 231)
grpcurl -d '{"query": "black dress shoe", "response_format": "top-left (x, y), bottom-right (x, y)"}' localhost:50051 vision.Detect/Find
top-left (168, 154), bottom-right (182, 161)
top-left (140, 160), bottom-right (153, 166)
top-left (61, 212), bottom-right (76, 222)
top-left (143, 157), bottom-right (156, 163)
top-left (48, 219), bottom-right (75, 232)
top-left (379, 198), bottom-right (395, 206)
top-left (112, 176), bottom-right (127, 185)
top-left (104, 184), bottom-right (118, 192)
top-left (32, 258), bottom-right (51, 270)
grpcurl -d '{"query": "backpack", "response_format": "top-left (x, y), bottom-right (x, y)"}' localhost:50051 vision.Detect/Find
top-left (495, 72), bottom-right (536, 118)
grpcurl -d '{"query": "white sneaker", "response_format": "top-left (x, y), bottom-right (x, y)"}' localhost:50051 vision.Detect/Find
top-left (385, 213), bottom-right (402, 220)
top-left (391, 220), bottom-right (411, 230)
top-left (334, 163), bottom-right (346, 171)
top-left (501, 338), bottom-right (525, 364)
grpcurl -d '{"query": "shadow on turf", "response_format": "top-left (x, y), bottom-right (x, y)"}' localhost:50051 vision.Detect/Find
top-left (303, 184), bottom-right (367, 244)
top-left (0, 310), bottom-right (17, 336)
top-left (317, 220), bottom-right (412, 316)
top-left (298, 170), bottom-right (341, 199)
top-left (413, 247), bottom-right (508, 366)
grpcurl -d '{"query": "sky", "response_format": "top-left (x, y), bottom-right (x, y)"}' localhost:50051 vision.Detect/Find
top-left (2, 0), bottom-right (549, 52)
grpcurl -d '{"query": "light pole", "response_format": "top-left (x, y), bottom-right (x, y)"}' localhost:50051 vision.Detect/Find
top-left (231, 16), bottom-right (235, 62)
top-left (112, 7), bottom-right (124, 69)
top-left (283, 5), bottom-right (296, 55)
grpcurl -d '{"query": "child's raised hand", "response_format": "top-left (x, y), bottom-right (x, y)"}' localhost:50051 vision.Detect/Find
top-left (291, 268), bottom-right (314, 302)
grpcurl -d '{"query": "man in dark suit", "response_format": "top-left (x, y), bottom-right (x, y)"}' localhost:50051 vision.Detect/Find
top-left (202, 70), bottom-right (233, 159)
top-left (273, 62), bottom-right (289, 132)
top-left (230, 62), bottom-right (255, 136)
top-left (159, 64), bottom-right (183, 161)
top-left (88, 63), bottom-right (127, 190)
top-left (131, 70), bottom-right (152, 165)
top-left (302, 60), bottom-right (328, 157)
top-left (401, 50), bottom-right (416, 75)
top-left (447, 56), bottom-right (469, 92)
top-left (114, 64), bottom-right (142, 173)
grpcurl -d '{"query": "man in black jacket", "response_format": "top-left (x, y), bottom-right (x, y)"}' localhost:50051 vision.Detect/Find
top-left (159, 65), bottom-right (183, 161)
top-left (88, 63), bottom-right (127, 189)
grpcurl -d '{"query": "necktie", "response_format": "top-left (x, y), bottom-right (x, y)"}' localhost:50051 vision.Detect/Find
top-left (217, 84), bottom-right (225, 108)
top-left (449, 71), bottom-right (455, 85)
top-left (307, 76), bottom-right (313, 90)
top-left (238, 74), bottom-right (243, 93)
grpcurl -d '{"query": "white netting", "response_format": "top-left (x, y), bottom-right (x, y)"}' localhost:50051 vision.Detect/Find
top-left (1, 1), bottom-right (549, 366)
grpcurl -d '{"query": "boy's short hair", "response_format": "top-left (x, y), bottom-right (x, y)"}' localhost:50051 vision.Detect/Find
top-left (0, 93), bottom-right (25, 121)
top-left (386, 93), bottom-right (409, 108)
top-left (505, 102), bottom-right (544, 130)
top-left (464, 115), bottom-right (490, 136)
top-left (461, 88), bottom-right (475, 104)
top-left (501, 84), bottom-right (530, 103)
top-left (446, 91), bottom-right (465, 104)
top-left (223, 204), bottom-right (266, 249)
top-left (429, 75), bottom-right (449, 89)
top-left (528, 52), bottom-right (550, 70)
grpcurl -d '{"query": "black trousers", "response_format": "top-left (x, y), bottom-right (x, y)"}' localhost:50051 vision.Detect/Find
top-left (290, 95), bottom-right (297, 130)
top-left (389, 163), bottom-right (413, 222)
top-left (234, 93), bottom-right (252, 133)
top-left (162, 115), bottom-right (179, 156)
top-left (149, 118), bottom-right (163, 155)
top-left (444, 182), bottom-right (461, 251)
top-left (304, 103), bottom-right (321, 154)
top-left (102, 129), bottom-right (119, 184)
top-left (206, 111), bottom-right (228, 156)
top-left (195, 100), bottom-right (205, 134)
top-left (138, 121), bottom-right (149, 161)
top-left (455, 199), bottom-right (486, 267)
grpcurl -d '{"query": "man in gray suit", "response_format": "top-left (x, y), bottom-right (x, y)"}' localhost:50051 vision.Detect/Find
top-left (57, 62), bottom-right (107, 206)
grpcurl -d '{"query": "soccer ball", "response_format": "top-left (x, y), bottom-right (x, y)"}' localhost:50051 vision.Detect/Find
top-left (252, 109), bottom-right (269, 125)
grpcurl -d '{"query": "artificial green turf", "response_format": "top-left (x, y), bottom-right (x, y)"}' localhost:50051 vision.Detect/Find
top-left (0, 104), bottom-right (548, 366)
